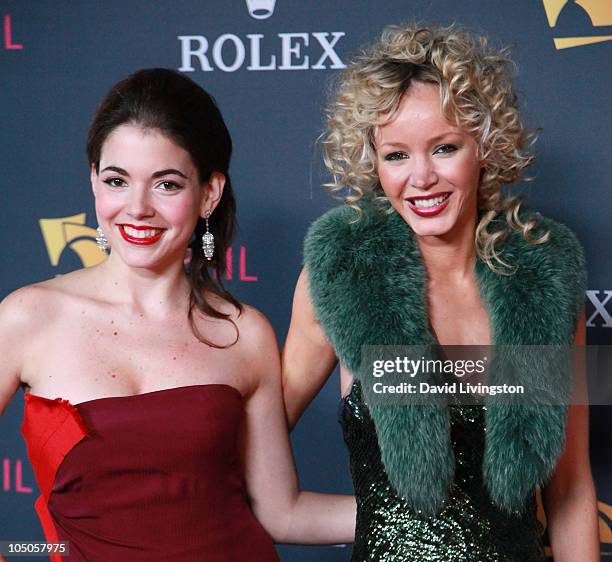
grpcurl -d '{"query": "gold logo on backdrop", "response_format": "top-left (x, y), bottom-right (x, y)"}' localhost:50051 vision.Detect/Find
top-left (542, 0), bottom-right (612, 49)
top-left (599, 501), bottom-right (612, 556)
top-left (39, 214), bottom-right (107, 268)
top-left (537, 492), bottom-right (612, 556)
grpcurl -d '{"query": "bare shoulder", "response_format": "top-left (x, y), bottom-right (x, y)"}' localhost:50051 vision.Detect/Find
top-left (233, 304), bottom-right (281, 391)
top-left (204, 292), bottom-right (277, 347)
top-left (1, 283), bottom-right (58, 331)
top-left (294, 268), bottom-right (310, 303)
top-left (193, 294), bottom-right (280, 393)
top-left (2, 269), bottom-right (90, 312)
top-left (0, 268), bottom-right (97, 407)
top-left (37, 266), bottom-right (101, 298)
top-left (292, 268), bottom-right (319, 325)
top-left (0, 268), bottom-right (100, 337)
top-left (235, 303), bottom-right (279, 355)
top-left (289, 267), bottom-right (330, 346)
top-left (0, 282), bottom-right (62, 395)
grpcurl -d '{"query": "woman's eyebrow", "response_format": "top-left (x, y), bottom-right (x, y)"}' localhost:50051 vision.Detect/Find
top-left (98, 166), bottom-right (189, 179)
top-left (100, 165), bottom-right (129, 175)
top-left (151, 168), bottom-right (188, 179)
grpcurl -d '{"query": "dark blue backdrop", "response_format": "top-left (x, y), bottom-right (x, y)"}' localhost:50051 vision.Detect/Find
top-left (1, 1), bottom-right (610, 559)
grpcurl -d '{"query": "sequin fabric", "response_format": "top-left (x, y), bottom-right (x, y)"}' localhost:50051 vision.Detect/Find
top-left (340, 382), bottom-right (545, 562)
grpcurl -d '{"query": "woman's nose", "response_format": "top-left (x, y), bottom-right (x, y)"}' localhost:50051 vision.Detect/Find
top-left (409, 157), bottom-right (437, 190)
top-left (126, 187), bottom-right (154, 219)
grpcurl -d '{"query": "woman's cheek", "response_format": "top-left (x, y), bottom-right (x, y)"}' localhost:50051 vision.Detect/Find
top-left (380, 167), bottom-right (407, 198)
top-left (158, 195), bottom-right (202, 228)
top-left (95, 189), bottom-right (123, 217)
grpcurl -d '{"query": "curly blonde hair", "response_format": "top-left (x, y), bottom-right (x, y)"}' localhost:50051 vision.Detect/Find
top-left (322, 24), bottom-right (548, 272)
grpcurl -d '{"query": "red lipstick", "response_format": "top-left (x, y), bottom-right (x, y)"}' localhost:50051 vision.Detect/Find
top-left (117, 224), bottom-right (165, 246)
top-left (406, 192), bottom-right (451, 218)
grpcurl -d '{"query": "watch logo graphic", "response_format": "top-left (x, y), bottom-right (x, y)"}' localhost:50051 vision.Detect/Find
top-left (542, 0), bottom-right (612, 49)
top-left (246, 0), bottom-right (276, 20)
top-left (39, 213), bottom-right (107, 269)
top-left (178, 31), bottom-right (345, 72)
top-left (178, 0), bottom-right (346, 72)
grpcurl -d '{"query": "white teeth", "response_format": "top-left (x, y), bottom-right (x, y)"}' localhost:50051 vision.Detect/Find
top-left (412, 194), bottom-right (450, 208)
top-left (123, 226), bottom-right (162, 238)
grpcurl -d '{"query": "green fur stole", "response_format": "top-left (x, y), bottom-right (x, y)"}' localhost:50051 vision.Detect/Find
top-left (304, 203), bottom-right (586, 515)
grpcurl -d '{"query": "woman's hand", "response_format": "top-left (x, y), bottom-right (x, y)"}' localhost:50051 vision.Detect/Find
top-left (542, 312), bottom-right (600, 561)
top-left (239, 305), bottom-right (355, 544)
top-left (282, 269), bottom-right (338, 428)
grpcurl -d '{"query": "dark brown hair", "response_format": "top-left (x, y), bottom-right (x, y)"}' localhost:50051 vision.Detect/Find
top-left (87, 68), bottom-right (242, 346)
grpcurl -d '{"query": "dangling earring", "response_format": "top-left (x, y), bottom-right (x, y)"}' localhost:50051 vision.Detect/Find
top-left (202, 211), bottom-right (214, 261)
top-left (96, 226), bottom-right (110, 253)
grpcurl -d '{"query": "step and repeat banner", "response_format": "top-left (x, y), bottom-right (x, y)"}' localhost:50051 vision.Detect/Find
top-left (1, 1), bottom-right (610, 560)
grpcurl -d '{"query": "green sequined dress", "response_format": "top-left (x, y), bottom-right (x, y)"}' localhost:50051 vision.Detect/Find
top-left (340, 382), bottom-right (546, 562)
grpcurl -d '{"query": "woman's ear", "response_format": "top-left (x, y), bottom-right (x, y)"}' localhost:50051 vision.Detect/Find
top-left (200, 172), bottom-right (226, 217)
top-left (90, 164), bottom-right (99, 195)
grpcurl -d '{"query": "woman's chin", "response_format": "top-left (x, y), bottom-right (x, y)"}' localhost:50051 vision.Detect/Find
top-left (394, 201), bottom-right (476, 241)
top-left (400, 211), bottom-right (455, 239)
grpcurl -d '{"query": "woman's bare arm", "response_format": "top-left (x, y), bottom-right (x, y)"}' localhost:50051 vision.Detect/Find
top-left (281, 269), bottom-right (338, 428)
top-left (0, 289), bottom-right (32, 415)
top-left (542, 313), bottom-right (600, 561)
top-left (241, 305), bottom-right (355, 544)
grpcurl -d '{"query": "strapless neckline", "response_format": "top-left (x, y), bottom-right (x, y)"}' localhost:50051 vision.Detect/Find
top-left (25, 383), bottom-right (242, 408)
top-left (21, 379), bottom-right (279, 562)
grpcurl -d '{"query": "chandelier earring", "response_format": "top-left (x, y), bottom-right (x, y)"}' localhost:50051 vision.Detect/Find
top-left (202, 211), bottom-right (215, 261)
top-left (95, 226), bottom-right (110, 253)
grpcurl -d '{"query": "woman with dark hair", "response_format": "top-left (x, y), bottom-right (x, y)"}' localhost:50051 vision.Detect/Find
top-left (0, 68), bottom-right (354, 561)
top-left (282, 25), bottom-right (599, 561)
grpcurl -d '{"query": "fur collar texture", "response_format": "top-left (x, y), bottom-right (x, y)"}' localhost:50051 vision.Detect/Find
top-left (304, 203), bottom-right (585, 515)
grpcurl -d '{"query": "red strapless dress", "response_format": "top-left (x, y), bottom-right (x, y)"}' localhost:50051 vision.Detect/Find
top-left (21, 384), bottom-right (280, 561)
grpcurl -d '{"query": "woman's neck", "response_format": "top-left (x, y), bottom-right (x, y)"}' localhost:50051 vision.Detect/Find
top-left (416, 216), bottom-right (477, 284)
top-left (95, 254), bottom-right (191, 317)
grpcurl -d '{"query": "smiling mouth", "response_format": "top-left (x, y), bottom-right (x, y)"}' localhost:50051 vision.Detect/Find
top-left (405, 192), bottom-right (451, 217)
top-left (117, 224), bottom-right (166, 245)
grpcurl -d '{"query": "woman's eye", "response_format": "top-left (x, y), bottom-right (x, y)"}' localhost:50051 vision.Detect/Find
top-left (156, 181), bottom-right (182, 192)
top-left (434, 144), bottom-right (458, 155)
top-left (384, 151), bottom-right (408, 161)
top-left (103, 177), bottom-right (127, 188)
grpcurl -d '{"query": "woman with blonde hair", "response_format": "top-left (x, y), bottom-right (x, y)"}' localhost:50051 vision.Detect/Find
top-left (283, 25), bottom-right (599, 561)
